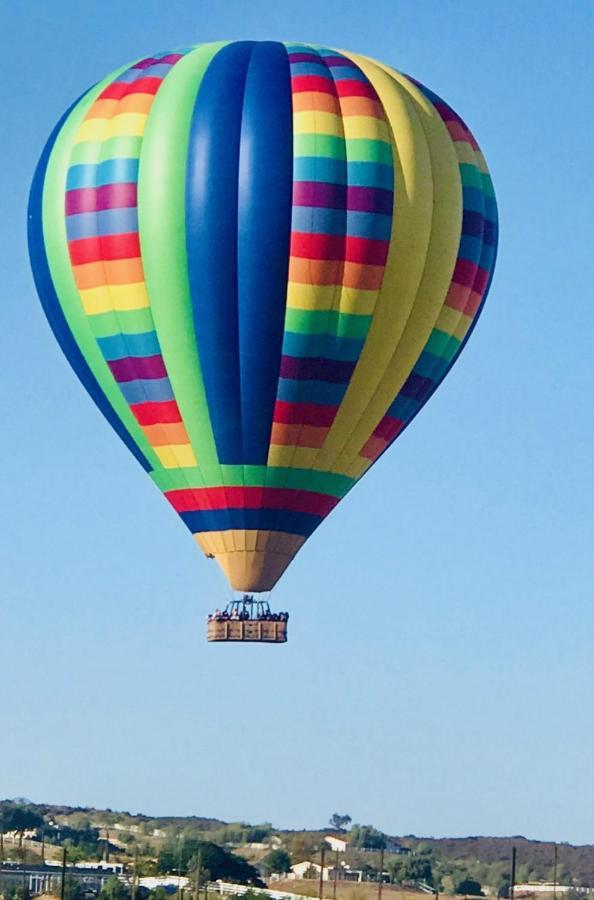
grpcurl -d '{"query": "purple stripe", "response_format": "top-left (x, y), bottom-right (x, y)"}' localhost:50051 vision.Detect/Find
top-left (288, 52), bottom-right (321, 63)
top-left (65, 183), bottom-right (137, 215)
top-left (293, 182), bottom-right (393, 214)
top-left (132, 57), bottom-right (162, 69)
top-left (108, 354), bottom-right (168, 383)
top-left (400, 372), bottom-right (435, 403)
top-left (319, 55), bottom-right (358, 67)
top-left (280, 356), bottom-right (356, 384)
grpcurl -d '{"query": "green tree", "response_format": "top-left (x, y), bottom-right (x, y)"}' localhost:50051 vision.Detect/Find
top-left (149, 889), bottom-right (170, 900)
top-left (261, 849), bottom-right (292, 876)
top-left (50, 877), bottom-right (86, 900)
top-left (328, 815), bottom-right (351, 834)
top-left (101, 876), bottom-right (131, 900)
top-left (455, 878), bottom-right (484, 896)
top-left (349, 826), bottom-right (386, 851)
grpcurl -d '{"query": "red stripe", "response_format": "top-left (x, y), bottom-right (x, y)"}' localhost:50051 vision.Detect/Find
top-left (451, 258), bottom-right (479, 289)
top-left (130, 400), bottom-right (181, 425)
top-left (100, 77), bottom-right (162, 99)
top-left (165, 487), bottom-right (339, 517)
top-left (335, 80), bottom-right (377, 100)
top-left (291, 232), bottom-right (390, 265)
top-left (273, 401), bottom-right (339, 427)
top-left (291, 75), bottom-right (335, 94)
top-left (68, 232), bottom-right (140, 265)
top-left (373, 416), bottom-right (404, 441)
top-left (66, 183), bottom-right (137, 215)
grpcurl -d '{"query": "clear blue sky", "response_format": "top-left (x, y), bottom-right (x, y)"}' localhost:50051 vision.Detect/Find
top-left (2, 0), bottom-right (594, 845)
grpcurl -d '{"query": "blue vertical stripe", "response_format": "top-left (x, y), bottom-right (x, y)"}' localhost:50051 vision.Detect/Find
top-left (185, 41), bottom-right (256, 465)
top-left (237, 41), bottom-right (293, 464)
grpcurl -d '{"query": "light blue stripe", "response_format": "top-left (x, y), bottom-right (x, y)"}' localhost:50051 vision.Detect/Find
top-left (291, 205), bottom-right (392, 241)
top-left (457, 234), bottom-right (483, 265)
top-left (66, 164), bottom-right (98, 190)
top-left (326, 66), bottom-right (368, 82)
top-left (115, 68), bottom-right (143, 83)
top-left (290, 61), bottom-right (333, 77)
top-left (283, 332), bottom-right (364, 362)
top-left (386, 394), bottom-right (421, 420)
top-left (413, 351), bottom-right (449, 380)
top-left (347, 162), bottom-right (393, 189)
top-left (142, 62), bottom-right (174, 79)
top-left (66, 158), bottom-right (139, 191)
top-left (96, 158), bottom-right (139, 186)
top-left (462, 187), bottom-right (485, 213)
top-left (97, 331), bottom-right (161, 361)
top-left (277, 378), bottom-right (346, 405)
top-left (294, 157), bottom-right (346, 184)
top-left (66, 207), bottom-right (139, 240)
top-left (119, 377), bottom-right (174, 404)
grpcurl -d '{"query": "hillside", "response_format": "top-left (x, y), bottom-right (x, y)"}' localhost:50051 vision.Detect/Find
top-left (2, 801), bottom-right (594, 893)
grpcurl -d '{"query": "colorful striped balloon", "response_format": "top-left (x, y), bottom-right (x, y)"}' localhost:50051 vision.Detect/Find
top-left (28, 41), bottom-right (498, 594)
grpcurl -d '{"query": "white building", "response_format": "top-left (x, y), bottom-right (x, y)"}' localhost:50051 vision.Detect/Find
top-left (324, 836), bottom-right (348, 854)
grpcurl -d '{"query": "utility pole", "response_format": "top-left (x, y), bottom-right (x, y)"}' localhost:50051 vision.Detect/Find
top-left (194, 848), bottom-right (202, 900)
top-left (60, 846), bottom-right (67, 900)
top-left (377, 849), bottom-right (385, 900)
top-left (1, 830), bottom-right (4, 900)
top-left (318, 846), bottom-right (326, 900)
top-left (178, 836), bottom-right (185, 900)
top-left (553, 845), bottom-right (558, 900)
top-left (131, 847), bottom-right (138, 900)
top-left (510, 846), bottom-right (517, 900)
top-left (332, 850), bottom-right (339, 900)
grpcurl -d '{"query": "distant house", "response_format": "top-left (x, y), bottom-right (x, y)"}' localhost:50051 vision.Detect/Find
top-left (290, 861), bottom-right (363, 883)
top-left (324, 836), bottom-right (348, 854)
top-left (515, 885), bottom-right (591, 896)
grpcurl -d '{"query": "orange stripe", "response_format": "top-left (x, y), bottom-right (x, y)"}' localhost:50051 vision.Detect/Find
top-left (288, 257), bottom-right (343, 286)
top-left (339, 96), bottom-right (384, 118)
top-left (270, 423), bottom-right (329, 448)
top-left (343, 261), bottom-right (385, 290)
top-left (118, 93), bottom-right (155, 115)
top-left (292, 91), bottom-right (340, 114)
top-left (141, 422), bottom-right (190, 446)
top-left (73, 258), bottom-right (145, 289)
top-left (85, 99), bottom-right (119, 120)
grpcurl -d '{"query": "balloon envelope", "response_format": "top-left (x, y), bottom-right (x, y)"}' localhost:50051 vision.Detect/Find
top-left (28, 41), bottom-right (498, 592)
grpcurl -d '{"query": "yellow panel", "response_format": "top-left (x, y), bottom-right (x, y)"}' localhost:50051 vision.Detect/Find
top-left (339, 116), bottom-right (390, 141)
top-left (436, 305), bottom-right (472, 341)
top-left (80, 281), bottom-right (149, 314)
top-left (312, 57), bottom-right (436, 473)
top-left (106, 112), bottom-right (148, 138)
top-left (76, 118), bottom-right (110, 142)
top-left (154, 444), bottom-right (197, 468)
top-left (293, 110), bottom-right (342, 136)
top-left (287, 282), bottom-right (378, 314)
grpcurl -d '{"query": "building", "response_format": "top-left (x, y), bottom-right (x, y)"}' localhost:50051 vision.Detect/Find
top-left (289, 861), bottom-right (363, 883)
top-left (324, 836), bottom-right (348, 854)
top-left (0, 863), bottom-right (117, 897)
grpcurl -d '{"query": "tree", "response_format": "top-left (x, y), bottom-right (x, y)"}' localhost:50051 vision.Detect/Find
top-left (455, 879), bottom-right (484, 896)
top-left (261, 849), bottom-right (292, 876)
top-left (349, 826), bottom-right (386, 851)
top-left (50, 877), bottom-right (86, 900)
top-left (101, 877), bottom-right (131, 900)
top-left (159, 839), bottom-right (263, 887)
top-left (328, 815), bottom-right (352, 834)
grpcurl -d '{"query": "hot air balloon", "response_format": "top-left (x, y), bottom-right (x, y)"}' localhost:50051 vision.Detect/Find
top-left (28, 41), bottom-right (498, 644)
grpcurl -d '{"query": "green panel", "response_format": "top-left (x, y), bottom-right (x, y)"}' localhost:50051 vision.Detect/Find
top-left (42, 64), bottom-right (161, 471)
top-left (425, 328), bottom-right (461, 361)
top-left (151, 465), bottom-right (354, 498)
top-left (88, 308), bottom-right (156, 339)
top-left (285, 308), bottom-right (372, 338)
top-left (138, 42), bottom-right (227, 487)
top-left (459, 162), bottom-right (482, 190)
top-left (294, 133), bottom-right (392, 164)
